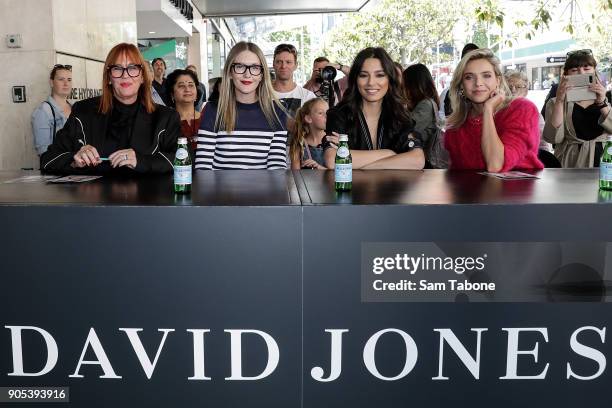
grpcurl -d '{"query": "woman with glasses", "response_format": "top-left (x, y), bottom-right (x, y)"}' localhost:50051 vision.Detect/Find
top-left (444, 49), bottom-right (543, 171)
top-left (195, 41), bottom-right (288, 169)
top-left (323, 47), bottom-right (425, 170)
top-left (31, 64), bottom-right (73, 155)
top-left (543, 49), bottom-right (612, 168)
top-left (41, 43), bottom-right (181, 174)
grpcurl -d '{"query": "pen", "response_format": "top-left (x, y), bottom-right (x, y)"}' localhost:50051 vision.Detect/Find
top-left (99, 157), bottom-right (109, 161)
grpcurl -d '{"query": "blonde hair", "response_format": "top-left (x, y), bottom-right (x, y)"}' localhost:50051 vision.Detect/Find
top-left (99, 43), bottom-right (155, 114)
top-left (504, 70), bottom-right (528, 84)
top-left (215, 42), bottom-right (284, 133)
top-left (447, 48), bottom-right (512, 129)
top-left (289, 98), bottom-right (326, 162)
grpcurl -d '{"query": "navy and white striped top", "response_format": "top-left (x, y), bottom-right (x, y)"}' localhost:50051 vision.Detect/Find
top-left (195, 101), bottom-right (288, 170)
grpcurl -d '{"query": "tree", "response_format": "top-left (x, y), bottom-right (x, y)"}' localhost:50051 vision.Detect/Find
top-left (323, 0), bottom-right (472, 66)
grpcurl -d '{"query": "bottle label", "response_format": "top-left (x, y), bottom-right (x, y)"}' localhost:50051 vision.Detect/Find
top-left (600, 162), bottom-right (612, 182)
top-left (335, 163), bottom-right (352, 183)
top-left (176, 147), bottom-right (189, 160)
top-left (337, 146), bottom-right (350, 158)
top-left (174, 165), bottom-right (192, 185)
top-left (608, 146), bottom-right (612, 155)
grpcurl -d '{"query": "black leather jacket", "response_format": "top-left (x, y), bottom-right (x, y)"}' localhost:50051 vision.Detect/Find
top-left (40, 96), bottom-right (181, 174)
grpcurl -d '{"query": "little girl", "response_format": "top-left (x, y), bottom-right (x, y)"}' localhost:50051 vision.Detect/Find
top-left (290, 98), bottom-right (332, 169)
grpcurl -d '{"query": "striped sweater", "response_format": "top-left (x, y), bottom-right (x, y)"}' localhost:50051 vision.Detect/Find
top-left (195, 101), bottom-right (288, 170)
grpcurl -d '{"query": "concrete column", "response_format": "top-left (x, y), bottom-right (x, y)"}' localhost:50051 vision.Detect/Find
top-left (0, 0), bottom-right (137, 170)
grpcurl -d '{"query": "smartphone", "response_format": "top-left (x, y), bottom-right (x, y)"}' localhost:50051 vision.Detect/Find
top-left (566, 73), bottom-right (596, 102)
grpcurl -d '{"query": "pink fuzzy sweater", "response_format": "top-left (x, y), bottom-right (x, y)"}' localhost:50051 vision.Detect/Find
top-left (444, 98), bottom-right (544, 171)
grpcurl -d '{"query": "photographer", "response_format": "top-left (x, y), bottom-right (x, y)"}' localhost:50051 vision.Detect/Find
top-left (304, 57), bottom-right (350, 106)
top-left (543, 49), bottom-right (612, 168)
top-left (272, 43), bottom-right (316, 118)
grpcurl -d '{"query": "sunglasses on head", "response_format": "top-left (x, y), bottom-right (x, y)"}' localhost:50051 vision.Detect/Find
top-left (54, 64), bottom-right (72, 70)
top-left (566, 49), bottom-right (592, 57)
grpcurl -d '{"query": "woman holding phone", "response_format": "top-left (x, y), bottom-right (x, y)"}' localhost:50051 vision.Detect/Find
top-left (543, 49), bottom-right (612, 168)
top-left (444, 48), bottom-right (543, 171)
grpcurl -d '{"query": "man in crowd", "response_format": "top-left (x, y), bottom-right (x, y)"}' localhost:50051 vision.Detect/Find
top-left (272, 43), bottom-right (316, 118)
top-left (145, 61), bottom-right (165, 105)
top-left (152, 57), bottom-right (171, 106)
top-left (303, 56), bottom-right (350, 106)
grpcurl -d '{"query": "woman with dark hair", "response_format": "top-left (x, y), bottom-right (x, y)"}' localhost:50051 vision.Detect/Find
top-left (543, 49), bottom-right (612, 167)
top-left (402, 63), bottom-right (443, 167)
top-left (32, 64), bottom-right (73, 155)
top-left (40, 43), bottom-right (181, 174)
top-left (166, 68), bottom-right (202, 149)
top-left (324, 47), bottom-right (424, 169)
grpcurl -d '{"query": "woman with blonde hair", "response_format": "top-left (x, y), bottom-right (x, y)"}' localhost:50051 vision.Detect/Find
top-left (445, 48), bottom-right (542, 172)
top-left (195, 41), bottom-right (288, 169)
top-left (41, 43), bottom-right (181, 174)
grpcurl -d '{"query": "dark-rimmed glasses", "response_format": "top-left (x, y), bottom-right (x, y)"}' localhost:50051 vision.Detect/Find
top-left (54, 64), bottom-right (72, 71)
top-left (108, 64), bottom-right (143, 78)
top-left (231, 63), bottom-right (263, 76)
top-left (566, 49), bottom-right (592, 57)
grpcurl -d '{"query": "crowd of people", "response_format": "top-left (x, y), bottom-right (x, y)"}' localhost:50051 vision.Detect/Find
top-left (33, 41), bottom-right (612, 175)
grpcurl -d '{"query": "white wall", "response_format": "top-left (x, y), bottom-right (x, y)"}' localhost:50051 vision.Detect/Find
top-left (0, 0), bottom-right (137, 171)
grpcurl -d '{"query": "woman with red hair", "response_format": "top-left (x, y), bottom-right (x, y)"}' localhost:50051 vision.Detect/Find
top-left (41, 43), bottom-right (181, 174)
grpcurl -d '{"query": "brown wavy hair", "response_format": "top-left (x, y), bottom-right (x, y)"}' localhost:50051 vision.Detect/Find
top-left (98, 43), bottom-right (155, 114)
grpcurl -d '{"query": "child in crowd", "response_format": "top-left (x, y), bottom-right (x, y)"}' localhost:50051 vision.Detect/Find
top-left (290, 98), bottom-right (331, 169)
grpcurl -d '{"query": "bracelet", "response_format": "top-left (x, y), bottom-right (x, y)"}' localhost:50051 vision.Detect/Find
top-left (593, 100), bottom-right (609, 109)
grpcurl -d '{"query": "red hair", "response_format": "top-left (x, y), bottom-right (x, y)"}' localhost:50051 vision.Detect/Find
top-left (99, 43), bottom-right (155, 114)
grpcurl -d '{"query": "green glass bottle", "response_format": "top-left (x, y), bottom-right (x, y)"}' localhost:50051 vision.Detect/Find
top-left (173, 137), bottom-right (192, 194)
top-left (335, 134), bottom-right (352, 191)
top-left (600, 135), bottom-right (612, 191)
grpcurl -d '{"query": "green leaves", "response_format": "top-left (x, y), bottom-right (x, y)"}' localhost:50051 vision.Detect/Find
top-left (325, 0), bottom-right (468, 65)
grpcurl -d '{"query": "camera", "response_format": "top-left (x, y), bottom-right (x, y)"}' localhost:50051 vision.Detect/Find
top-left (316, 66), bottom-right (337, 83)
top-left (315, 66), bottom-right (337, 105)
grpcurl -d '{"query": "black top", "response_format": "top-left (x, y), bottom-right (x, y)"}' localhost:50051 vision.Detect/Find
top-left (572, 102), bottom-right (608, 166)
top-left (102, 98), bottom-right (140, 157)
top-left (153, 78), bottom-right (171, 106)
top-left (572, 103), bottom-right (606, 141)
top-left (325, 103), bottom-right (422, 152)
top-left (40, 96), bottom-right (181, 175)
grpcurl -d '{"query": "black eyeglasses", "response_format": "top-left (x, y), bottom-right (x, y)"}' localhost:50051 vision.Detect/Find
top-left (108, 64), bottom-right (143, 78)
top-left (54, 64), bottom-right (72, 71)
top-left (231, 63), bottom-right (263, 76)
top-left (566, 49), bottom-right (592, 57)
